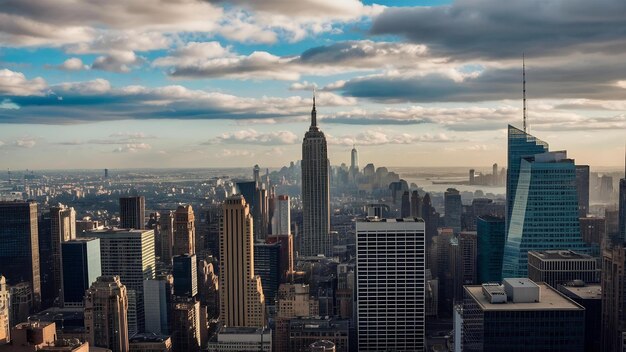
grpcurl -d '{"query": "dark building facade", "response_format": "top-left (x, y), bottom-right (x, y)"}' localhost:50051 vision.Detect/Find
top-left (173, 254), bottom-right (198, 298)
top-left (254, 242), bottom-right (281, 305)
top-left (477, 215), bottom-right (505, 283)
top-left (119, 195), bottom-right (145, 230)
top-left (576, 165), bottom-right (590, 218)
top-left (61, 238), bottom-right (101, 306)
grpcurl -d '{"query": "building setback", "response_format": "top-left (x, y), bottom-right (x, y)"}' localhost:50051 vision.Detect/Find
top-left (527, 250), bottom-right (599, 288)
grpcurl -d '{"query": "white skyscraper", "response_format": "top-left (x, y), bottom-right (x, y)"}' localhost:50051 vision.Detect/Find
top-left (272, 195), bottom-right (291, 236)
top-left (356, 217), bottom-right (426, 352)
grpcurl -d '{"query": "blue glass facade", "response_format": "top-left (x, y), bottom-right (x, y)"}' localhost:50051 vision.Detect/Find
top-left (61, 238), bottom-right (101, 305)
top-left (502, 151), bottom-right (588, 277)
top-left (477, 215), bottom-right (505, 283)
top-left (254, 242), bottom-right (281, 304)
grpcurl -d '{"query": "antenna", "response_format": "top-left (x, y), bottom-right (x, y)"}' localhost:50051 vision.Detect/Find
top-left (523, 53), bottom-right (527, 133)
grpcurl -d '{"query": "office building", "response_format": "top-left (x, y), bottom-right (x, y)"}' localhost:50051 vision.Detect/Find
top-left (61, 238), bottom-right (101, 307)
top-left (601, 244), bottom-right (626, 352)
top-left (5, 321), bottom-right (79, 352)
top-left (129, 333), bottom-right (172, 352)
top-left (451, 231), bottom-right (477, 302)
top-left (8, 283), bottom-right (32, 326)
top-left (159, 211), bottom-right (175, 264)
top-left (576, 165), bottom-right (590, 218)
top-left (84, 276), bottom-right (129, 352)
top-left (207, 327), bottom-right (271, 352)
top-left (197, 259), bottom-right (219, 319)
top-left (274, 283), bottom-right (319, 352)
top-left (0, 276), bottom-right (8, 344)
top-left (288, 318), bottom-right (349, 352)
top-left (528, 250), bottom-right (599, 288)
top-left (411, 190), bottom-right (422, 218)
top-left (173, 254), bottom-right (197, 298)
top-left (356, 217), bottom-right (426, 352)
top-left (170, 299), bottom-right (201, 352)
top-left (301, 94), bottom-right (331, 257)
top-left (462, 279), bottom-right (585, 352)
top-left (253, 242), bottom-right (280, 305)
top-left (271, 195), bottom-right (290, 236)
top-left (477, 215), bottom-right (505, 283)
top-left (619, 168), bottom-right (626, 241)
top-left (87, 228), bottom-right (155, 334)
top-left (558, 282), bottom-right (602, 352)
top-left (400, 191), bottom-right (411, 218)
top-left (119, 196), bottom-right (145, 230)
top-left (502, 147), bottom-right (587, 277)
top-left (266, 234), bottom-right (294, 281)
top-left (0, 201), bottom-right (40, 310)
top-left (144, 279), bottom-right (170, 335)
top-left (365, 203), bottom-right (390, 218)
top-left (173, 205), bottom-right (195, 257)
top-left (219, 195), bottom-right (265, 328)
top-left (580, 216), bottom-right (606, 249)
top-left (350, 145), bottom-right (359, 173)
top-left (444, 188), bottom-right (462, 233)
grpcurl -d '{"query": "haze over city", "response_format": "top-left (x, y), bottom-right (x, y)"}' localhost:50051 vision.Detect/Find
top-left (0, 0), bottom-right (625, 169)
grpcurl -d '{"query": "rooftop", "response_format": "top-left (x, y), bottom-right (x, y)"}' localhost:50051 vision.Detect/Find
top-left (358, 216), bottom-right (424, 223)
top-left (528, 250), bottom-right (594, 261)
top-left (130, 333), bottom-right (171, 343)
top-left (87, 227), bottom-right (152, 235)
top-left (465, 283), bottom-right (583, 311)
top-left (558, 283), bottom-right (602, 300)
top-left (219, 327), bottom-right (270, 334)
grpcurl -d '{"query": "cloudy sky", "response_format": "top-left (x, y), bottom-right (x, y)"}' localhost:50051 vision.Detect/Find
top-left (0, 0), bottom-right (625, 170)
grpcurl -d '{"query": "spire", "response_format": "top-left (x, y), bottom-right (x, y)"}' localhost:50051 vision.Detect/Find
top-left (311, 88), bottom-right (317, 129)
top-left (523, 53), bottom-right (527, 133)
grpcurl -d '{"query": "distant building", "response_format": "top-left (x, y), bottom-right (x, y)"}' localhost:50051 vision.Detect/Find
top-left (576, 165), bottom-right (590, 218)
top-left (356, 217), bottom-right (425, 352)
top-left (0, 201), bottom-right (41, 310)
top-left (271, 195), bottom-right (290, 236)
top-left (196, 259), bottom-right (219, 319)
top-left (619, 172), bottom-right (626, 241)
top-left (266, 234), bottom-right (294, 281)
top-left (119, 196), bottom-right (145, 230)
top-left (129, 333), bottom-right (172, 352)
top-left (158, 211), bottom-right (175, 264)
top-left (207, 327), bottom-right (271, 352)
top-left (400, 191), bottom-right (411, 218)
top-left (253, 242), bottom-right (280, 305)
top-left (528, 250), bottom-right (599, 288)
top-left (580, 217), bottom-right (606, 250)
top-left (173, 254), bottom-right (198, 298)
top-left (410, 190), bottom-right (422, 218)
top-left (274, 283), bottom-right (319, 352)
top-left (477, 215), bottom-right (505, 283)
top-left (0, 276), bottom-right (8, 344)
top-left (558, 282), bottom-right (602, 352)
top-left (173, 205), bottom-right (195, 257)
top-left (8, 283), bottom-right (32, 327)
top-left (451, 231), bottom-right (477, 303)
top-left (365, 204), bottom-right (389, 218)
top-left (84, 276), bottom-right (129, 352)
top-left (462, 279), bottom-right (585, 352)
top-left (61, 238), bottom-right (101, 307)
top-left (444, 188), bottom-right (462, 233)
top-left (288, 318), bottom-right (348, 352)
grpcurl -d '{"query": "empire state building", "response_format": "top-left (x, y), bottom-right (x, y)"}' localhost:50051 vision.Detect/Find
top-left (301, 94), bottom-right (330, 257)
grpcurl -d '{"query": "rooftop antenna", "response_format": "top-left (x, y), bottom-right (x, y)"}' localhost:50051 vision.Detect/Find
top-left (523, 53), bottom-right (527, 133)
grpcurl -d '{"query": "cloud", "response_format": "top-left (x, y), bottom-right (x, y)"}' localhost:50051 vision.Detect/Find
top-left (206, 129), bottom-right (299, 145)
top-left (13, 137), bottom-right (37, 148)
top-left (0, 69), bottom-right (48, 96)
top-left (327, 130), bottom-right (459, 146)
top-left (370, 0), bottom-right (626, 60)
top-left (289, 81), bottom-right (318, 91)
top-left (221, 149), bottom-right (254, 158)
top-left (92, 52), bottom-right (143, 73)
top-left (113, 143), bottom-right (151, 153)
top-left (49, 58), bottom-right (89, 71)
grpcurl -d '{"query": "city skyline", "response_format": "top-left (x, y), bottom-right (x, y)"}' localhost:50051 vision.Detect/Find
top-left (0, 0), bottom-right (625, 169)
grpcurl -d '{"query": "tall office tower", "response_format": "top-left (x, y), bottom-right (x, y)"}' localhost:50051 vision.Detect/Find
top-left (527, 250), bottom-right (599, 287)
top-left (493, 163), bottom-right (498, 182)
top-left (0, 276), bottom-right (8, 344)
top-left (119, 196), bottom-right (145, 230)
top-left (506, 125), bottom-right (549, 234)
top-left (411, 190), bottom-right (422, 218)
top-left (272, 195), bottom-right (290, 236)
top-left (444, 188), bottom-right (462, 233)
top-left (219, 195), bottom-right (265, 328)
top-left (451, 231), bottom-right (477, 302)
top-left (469, 169), bottom-right (475, 185)
top-left (170, 298), bottom-right (201, 352)
top-left (502, 150), bottom-right (588, 278)
top-left (301, 95), bottom-right (330, 257)
top-left (580, 216), bottom-right (606, 249)
top-left (0, 201), bottom-right (40, 310)
top-left (462, 279), bottom-right (585, 352)
top-left (576, 165), bottom-right (590, 218)
top-left (356, 217), bottom-right (426, 352)
top-left (253, 164), bottom-right (261, 186)
top-left (173, 205), bottom-right (195, 256)
top-left (256, 186), bottom-right (270, 240)
top-left (254, 242), bottom-right (281, 305)
top-left (266, 234), bottom-right (294, 281)
top-left (400, 191), bottom-right (411, 218)
top-left (144, 279), bottom-right (170, 335)
top-left (600, 175), bottom-right (614, 200)
top-left (476, 215), bottom-right (505, 283)
top-left (350, 145), bottom-right (359, 172)
top-left (558, 282), bottom-right (602, 352)
top-left (84, 276), bottom-right (129, 352)
top-left (61, 238), bottom-right (101, 307)
top-left (205, 205), bottom-right (222, 259)
top-left (197, 259), bottom-right (219, 319)
top-left (159, 211), bottom-right (175, 264)
top-left (619, 165), bottom-right (626, 241)
top-left (147, 212), bottom-right (161, 258)
top-left (88, 228), bottom-right (155, 334)
top-left (105, 168), bottom-right (109, 178)
top-left (421, 193), bottom-right (440, 248)
top-left (44, 204), bottom-right (76, 307)
top-left (173, 254), bottom-right (198, 298)
top-left (601, 244), bottom-right (626, 352)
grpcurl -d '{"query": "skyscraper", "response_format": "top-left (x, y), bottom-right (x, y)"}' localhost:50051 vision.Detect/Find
top-left (159, 210), bottom-right (175, 264)
top-left (84, 276), bottom-right (129, 352)
top-left (356, 217), bottom-right (426, 352)
top-left (173, 254), bottom-right (198, 298)
top-left (410, 190), bottom-right (422, 218)
top-left (576, 165), bottom-right (590, 218)
top-left (173, 205), bottom-right (195, 256)
top-left (44, 204), bottom-right (76, 307)
top-left (254, 242), bottom-right (281, 304)
top-left (0, 201), bottom-right (40, 309)
top-left (444, 188), bottom-right (462, 233)
top-left (301, 94), bottom-right (330, 257)
top-left (601, 244), bottom-right (626, 352)
top-left (401, 191), bottom-right (411, 218)
top-left (144, 278), bottom-right (170, 335)
top-left (61, 237), bottom-right (101, 307)
top-left (350, 145), bottom-right (359, 172)
top-left (171, 298), bottom-right (202, 352)
top-left (0, 276), bottom-right (8, 344)
top-left (119, 196), bottom-right (145, 230)
top-left (502, 135), bottom-right (587, 277)
top-left (476, 215), bottom-right (505, 283)
top-left (272, 195), bottom-right (290, 236)
top-left (219, 195), bottom-right (265, 328)
top-left (619, 158), bottom-right (625, 241)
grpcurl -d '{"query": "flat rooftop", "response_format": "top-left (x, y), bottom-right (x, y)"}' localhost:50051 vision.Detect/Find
top-left (465, 283), bottom-right (583, 311)
top-left (528, 250), bottom-right (593, 261)
top-left (87, 227), bottom-right (152, 235)
top-left (558, 284), bottom-right (601, 300)
top-left (358, 217), bottom-right (424, 223)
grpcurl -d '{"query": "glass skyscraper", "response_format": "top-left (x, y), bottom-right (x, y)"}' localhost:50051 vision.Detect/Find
top-left (502, 144), bottom-right (588, 277)
top-left (61, 237), bottom-right (101, 307)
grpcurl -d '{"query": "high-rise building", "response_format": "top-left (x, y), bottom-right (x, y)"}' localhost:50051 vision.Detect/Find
top-left (400, 191), bottom-right (411, 218)
top-left (207, 327), bottom-right (272, 352)
top-left (274, 283), bottom-right (319, 352)
top-left (61, 238), bottom-right (101, 307)
top-left (173, 205), bottom-right (195, 257)
top-left (0, 276), bottom-right (8, 344)
top-left (601, 244), bottom-right (626, 352)
top-left (87, 228), bottom-right (155, 334)
top-left (502, 148), bottom-right (588, 277)
top-left (0, 201), bottom-right (40, 309)
top-left (84, 276), bottom-right (129, 352)
top-left (271, 195), bottom-right (290, 236)
top-left (119, 196), bottom-right (145, 230)
top-left (527, 250), bottom-right (599, 288)
top-left (444, 188), bottom-right (462, 233)
top-left (8, 283), bottom-right (32, 326)
top-left (410, 190), bottom-right (422, 218)
top-left (288, 318), bottom-right (349, 352)
top-left (356, 217), bottom-right (426, 352)
top-left (557, 282), bottom-right (602, 352)
top-left (350, 145), bottom-right (359, 172)
top-left (476, 215), bottom-right (505, 283)
top-left (580, 217), bottom-right (606, 249)
top-left (266, 234), bottom-right (294, 281)
top-left (144, 279), bottom-right (170, 335)
top-left (173, 254), bottom-right (198, 298)
top-left (197, 259), bottom-right (219, 319)
top-left (619, 165), bottom-right (626, 241)
top-left (219, 195), bottom-right (265, 328)
top-left (462, 279), bottom-right (585, 352)
top-left (301, 95), bottom-right (330, 257)
top-left (159, 211), bottom-right (175, 264)
top-left (170, 299), bottom-right (201, 352)
top-left (451, 231), bottom-right (477, 303)
top-left (254, 242), bottom-right (281, 305)
top-left (576, 165), bottom-right (590, 218)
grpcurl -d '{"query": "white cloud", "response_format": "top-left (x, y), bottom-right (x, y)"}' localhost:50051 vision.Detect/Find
top-left (0, 69), bottom-right (48, 96)
top-left (327, 130), bottom-right (458, 146)
top-left (92, 51), bottom-right (143, 73)
top-left (52, 57), bottom-right (89, 71)
top-left (289, 81), bottom-right (318, 91)
top-left (207, 129), bottom-right (299, 145)
top-left (113, 143), bottom-right (151, 153)
top-left (14, 137), bottom-right (37, 148)
top-left (221, 149), bottom-right (255, 158)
